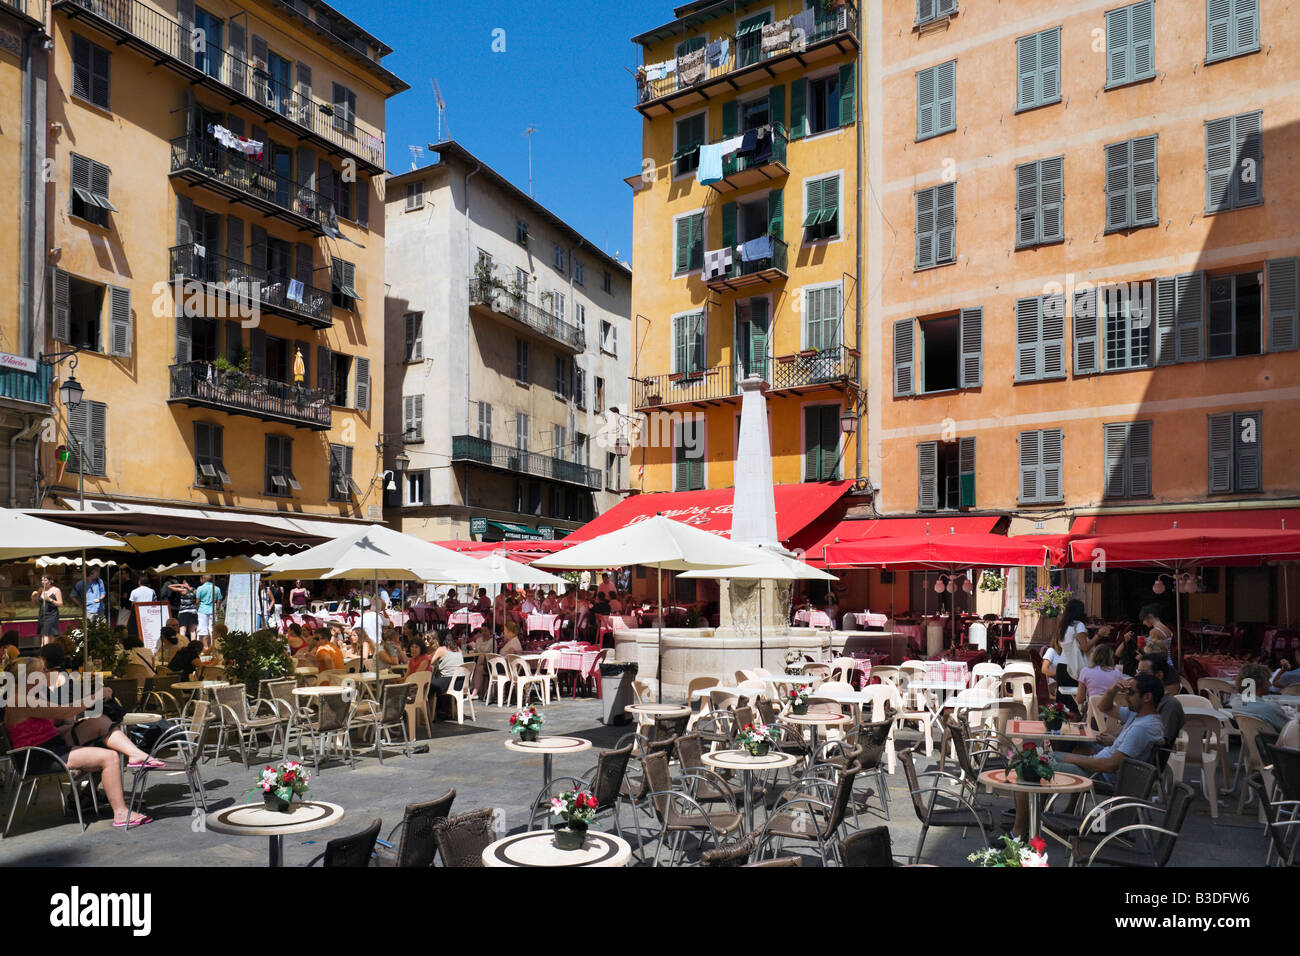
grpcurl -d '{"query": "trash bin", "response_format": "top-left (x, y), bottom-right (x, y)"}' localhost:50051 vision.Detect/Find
top-left (599, 661), bottom-right (638, 725)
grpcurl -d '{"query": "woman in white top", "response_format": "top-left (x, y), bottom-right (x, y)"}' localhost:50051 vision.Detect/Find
top-left (1041, 599), bottom-right (1096, 716)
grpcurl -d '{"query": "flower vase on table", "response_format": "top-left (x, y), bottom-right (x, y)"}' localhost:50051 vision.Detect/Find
top-left (969, 834), bottom-right (1049, 867)
top-left (1006, 742), bottom-right (1055, 786)
top-left (1039, 702), bottom-right (1068, 734)
top-left (787, 685), bottom-right (810, 716)
top-left (251, 761), bottom-right (310, 813)
top-left (550, 789), bottom-right (596, 850)
top-left (510, 706), bottom-right (544, 743)
top-left (736, 722), bottom-right (775, 757)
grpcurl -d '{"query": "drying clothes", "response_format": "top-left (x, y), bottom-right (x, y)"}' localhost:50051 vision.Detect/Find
top-left (206, 123), bottom-right (263, 161)
top-left (739, 235), bottom-right (774, 262)
top-left (706, 37), bottom-right (730, 67)
top-left (717, 134), bottom-right (746, 156)
top-left (193, 243), bottom-right (206, 258)
top-left (678, 47), bottom-right (706, 84)
top-left (287, 279), bottom-right (305, 303)
top-left (703, 246), bottom-right (733, 280)
top-left (643, 57), bottom-right (676, 81)
top-left (696, 141), bottom-right (726, 185)
top-left (790, 8), bottom-right (817, 42)
top-left (761, 18), bottom-right (792, 54)
top-left (739, 129), bottom-right (759, 154)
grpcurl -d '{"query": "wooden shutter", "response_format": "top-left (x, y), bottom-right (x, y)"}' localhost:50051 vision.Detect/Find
top-left (934, 60), bottom-right (955, 134)
top-left (958, 306), bottom-right (982, 388)
top-left (318, 159), bottom-right (335, 213)
top-left (1039, 28), bottom-right (1061, 102)
top-left (1015, 296), bottom-right (1041, 380)
top-left (1129, 420), bottom-right (1152, 496)
top-left (72, 35), bottom-right (91, 101)
top-left (721, 99), bottom-right (738, 176)
top-left (195, 423), bottom-right (213, 478)
top-left (177, 0), bottom-right (195, 65)
top-left (1040, 428), bottom-right (1063, 501)
top-left (89, 161), bottom-right (115, 212)
top-left (1266, 257), bottom-right (1299, 352)
top-left (1015, 161), bottom-right (1039, 247)
top-left (248, 328), bottom-right (266, 376)
top-left (720, 202), bottom-right (737, 264)
top-left (174, 300), bottom-right (191, 365)
top-left (1205, 115), bottom-right (1233, 212)
top-left (1107, 3), bottom-right (1132, 85)
top-left (790, 77), bottom-right (807, 140)
top-left (768, 187), bottom-right (783, 241)
top-left (1174, 271), bottom-right (1205, 363)
top-left (958, 436), bottom-right (976, 507)
top-left (674, 430), bottom-right (689, 491)
top-left (1103, 423), bottom-right (1130, 498)
top-left (917, 441), bottom-right (938, 511)
top-left (356, 176), bottom-right (369, 229)
top-left (1207, 0), bottom-right (1232, 60)
top-left (916, 65), bottom-right (935, 139)
top-left (1233, 111), bottom-right (1263, 207)
top-left (317, 345), bottom-right (332, 393)
top-left (1104, 140), bottom-right (1131, 231)
top-left (296, 62), bottom-right (312, 120)
top-left (353, 356), bottom-right (370, 410)
top-left (1233, 0), bottom-right (1259, 56)
top-left (295, 243), bottom-right (312, 285)
top-left (1016, 31), bottom-right (1040, 111)
top-left (225, 321), bottom-right (240, 365)
top-left (228, 21), bottom-right (246, 92)
top-left (893, 318), bottom-right (915, 396)
top-left (1234, 411), bottom-right (1261, 492)
top-left (1131, 135), bottom-right (1158, 226)
top-left (226, 215), bottom-right (244, 260)
top-left (52, 268), bottom-right (70, 344)
top-left (838, 62), bottom-right (856, 126)
top-left (749, 297), bottom-right (768, 377)
top-left (1130, 1), bottom-right (1155, 79)
top-left (768, 84), bottom-right (785, 129)
top-left (915, 187), bottom-right (935, 268)
top-left (806, 406), bottom-right (826, 483)
top-left (67, 400), bottom-right (87, 474)
top-left (1039, 156), bottom-right (1064, 243)
top-left (675, 217), bottom-right (691, 273)
top-left (1041, 292), bottom-right (1066, 377)
top-left (1207, 412), bottom-right (1234, 492)
top-left (934, 182), bottom-right (955, 263)
top-left (108, 285), bottom-right (131, 357)
top-left (89, 401), bottom-right (106, 476)
top-left (1073, 287), bottom-right (1100, 374)
top-left (250, 224), bottom-right (268, 272)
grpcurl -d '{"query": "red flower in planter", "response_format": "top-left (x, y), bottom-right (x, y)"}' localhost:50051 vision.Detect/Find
top-left (509, 714), bottom-right (517, 725)
top-left (1029, 835), bottom-right (1047, 854)
top-left (1022, 742), bottom-right (1035, 751)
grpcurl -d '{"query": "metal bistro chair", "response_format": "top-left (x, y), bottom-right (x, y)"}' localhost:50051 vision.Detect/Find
top-left (529, 743), bottom-right (634, 838)
top-left (642, 749), bottom-right (743, 867)
top-left (352, 681), bottom-right (418, 763)
top-left (141, 675), bottom-right (183, 718)
top-left (1248, 772), bottom-right (1300, 867)
top-left (374, 790), bottom-right (456, 867)
top-left (754, 761), bottom-right (861, 866)
top-left (307, 818), bottom-right (383, 867)
top-left (125, 710), bottom-right (214, 821)
top-left (840, 825), bottom-right (900, 867)
top-left (213, 684), bottom-right (284, 768)
top-left (432, 808), bottom-right (498, 868)
top-left (897, 746), bottom-right (992, 864)
top-left (1068, 783), bottom-right (1195, 867)
top-left (1039, 757), bottom-right (1158, 851)
top-left (295, 689), bottom-right (356, 774)
top-left (2, 726), bottom-right (102, 837)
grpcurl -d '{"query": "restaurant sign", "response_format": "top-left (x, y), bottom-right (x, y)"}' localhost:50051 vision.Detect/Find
top-left (0, 351), bottom-right (38, 374)
top-left (469, 517), bottom-right (488, 536)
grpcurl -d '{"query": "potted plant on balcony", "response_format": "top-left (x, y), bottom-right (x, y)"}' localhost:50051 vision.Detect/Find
top-left (212, 353), bottom-right (251, 391)
top-left (799, 346), bottom-right (821, 358)
top-left (473, 257), bottom-right (508, 306)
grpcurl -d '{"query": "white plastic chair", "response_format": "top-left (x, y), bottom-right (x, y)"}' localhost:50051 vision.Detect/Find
top-left (970, 662), bottom-right (1003, 685)
top-left (444, 663), bottom-right (477, 724)
top-left (1167, 713), bottom-right (1221, 819)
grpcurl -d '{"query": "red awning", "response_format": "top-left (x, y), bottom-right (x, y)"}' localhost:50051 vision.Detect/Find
top-left (797, 515), bottom-right (1003, 566)
top-left (564, 481), bottom-right (854, 545)
top-left (1069, 508), bottom-right (1300, 536)
top-left (1068, 528), bottom-right (1300, 567)
top-left (427, 539), bottom-right (573, 565)
top-left (825, 532), bottom-right (1069, 571)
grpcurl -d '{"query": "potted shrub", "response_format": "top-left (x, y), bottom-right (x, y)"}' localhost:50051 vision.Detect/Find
top-left (253, 760), bottom-right (311, 813)
top-left (1039, 701), bottom-right (1068, 733)
top-left (510, 706), bottom-right (544, 742)
top-left (736, 721), bottom-right (775, 756)
top-left (69, 616), bottom-right (126, 676)
top-left (786, 684), bottom-right (810, 715)
top-left (1006, 741), bottom-right (1055, 785)
top-left (220, 628), bottom-right (293, 698)
top-left (549, 788), bottom-right (596, 850)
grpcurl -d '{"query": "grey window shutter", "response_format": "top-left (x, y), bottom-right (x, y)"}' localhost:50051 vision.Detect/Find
top-left (249, 328), bottom-right (266, 376)
top-left (176, 0), bottom-right (195, 65)
top-left (176, 195), bottom-right (194, 245)
top-left (1233, 0), bottom-right (1259, 56)
top-left (1019, 431), bottom-right (1040, 502)
top-left (1207, 412), bottom-right (1233, 492)
top-left (958, 436), bottom-right (976, 507)
top-left (915, 187), bottom-right (935, 268)
top-left (1103, 423), bottom-right (1130, 498)
top-left (1039, 156), bottom-right (1064, 242)
top-left (1130, 1), bottom-right (1155, 79)
top-left (354, 356), bottom-right (370, 410)
top-left (296, 62), bottom-right (312, 123)
top-left (1015, 160), bottom-right (1039, 247)
top-left (1235, 411), bottom-right (1261, 492)
top-left (250, 224), bottom-right (267, 271)
top-left (356, 176), bottom-right (369, 229)
top-left (935, 60), bottom-right (955, 134)
top-left (317, 345), bottom-right (332, 392)
top-left (108, 285), bottom-right (131, 357)
top-left (296, 243), bottom-right (312, 284)
top-left (1041, 292), bottom-right (1066, 377)
top-left (1039, 27), bottom-right (1061, 102)
top-left (318, 159), bottom-right (334, 212)
top-left (1016, 32), bottom-right (1040, 111)
top-left (1073, 287), bottom-right (1100, 374)
top-left (1233, 111), bottom-right (1263, 207)
top-left (917, 441), bottom-right (938, 511)
top-left (89, 161), bottom-right (116, 212)
top-left (52, 268), bottom-right (70, 344)
top-left (1155, 275), bottom-right (1178, 364)
top-left (916, 66), bottom-right (935, 140)
top-left (959, 306), bottom-right (982, 388)
top-left (1104, 140), bottom-right (1131, 231)
top-left (1015, 296), bottom-right (1041, 380)
top-left (90, 401), bottom-right (106, 476)
top-left (228, 22), bottom-right (246, 90)
top-left (67, 401), bottom-right (87, 473)
top-left (1106, 5), bottom-right (1131, 86)
top-left (893, 318), bottom-right (915, 396)
top-left (226, 215), bottom-right (244, 260)
top-left (72, 36), bottom-right (90, 101)
top-left (934, 182), bottom-right (956, 264)
top-left (1129, 420), bottom-right (1152, 496)
top-left (1131, 135), bottom-right (1158, 226)
top-left (1205, 115), bottom-right (1234, 212)
top-left (1041, 428), bottom-right (1063, 501)
top-left (1266, 257), bottom-right (1299, 352)
top-left (1174, 271), bottom-right (1205, 362)
top-left (174, 303), bottom-right (191, 364)
top-left (1207, 0), bottom-right (1232, 60)
top-left (297, 146), bottom-right (317, 203)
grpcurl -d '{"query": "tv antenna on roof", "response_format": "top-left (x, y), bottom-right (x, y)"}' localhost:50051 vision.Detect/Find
top-left (431, 78), bottom-right (447, 143)
top-left (523, 126), bottom-right (539, 198)
top-left (408, 145), bottom-right (423, 171)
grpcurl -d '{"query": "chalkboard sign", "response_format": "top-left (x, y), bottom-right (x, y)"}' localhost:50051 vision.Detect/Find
top-left (134, 602), bottom-right (170, 653)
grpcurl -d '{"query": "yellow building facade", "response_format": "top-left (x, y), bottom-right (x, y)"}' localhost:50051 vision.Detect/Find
top-left (38, 0), bottom-right (404, 526)
top-left (630, 0), bottom-right (862, 495)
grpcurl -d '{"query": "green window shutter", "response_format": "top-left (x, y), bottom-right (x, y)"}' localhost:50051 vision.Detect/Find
top-left (915, 186), bottom-right (935, 268)
top-left (1129, 420), bottom-right (1152, 496)
top-left (690, 311), bottom-right (706, 372)
top-left (1073, 287), bottom-right (1100, 374)
top-left (108, 285), bottom-right (131, 358)
top-left (1015, 160), bottom-right (1040, 247)
top-left (1233, 0), bottom-right (1259, 56)
top-left (1174, 271), bottom-right (1205, 363)
top-left (768, 84), bottom-right (785, 130)
top-left (749, 297), bottom-right (769, 376)
top-left (1234, 411), bottom-right (1261, 492)
top-left (1039, 156), bottom-right (1064, 243)
top-left (1041, 292), bottom-right (1067, 378)
top-left (1104, 140), bottom-right (1131, 231)
top-left (916, 65), bottom-right (935, 140)
top-left (959, 306), bottom-right (982, 388)
top-left (1016, 31), bottom-right (1040, 111)
top-left (1207, 412), bottom-right (1233, 492)
top-left (1130, 1), bottom-right (1155, 80)
top-left (674, 315), bottom-right (687, 373)
top-left (1233, 111), bottom-right (1263, 207)
top-left (721, 100), bottom-right (738, 176)
top-left (917, 440), bottom-right (937, 511)
top-left (1131, 135), bottom-right (1158, 226)
top-left (802, 178), bottom-right (823, 229)
top-left (805, 406), bottom-right (824, 482)
top-left (1207, 0), bottom-right (1232, 61)
top-left (1106, 5), bottom-right (1131, 86)
top-left (721, 202), bottom-right (737, 256)
top-left (934, 181), bottom-right (955, 263)
top-left (790, 77), bottom-right (807, 140)
top-left (675, 216), bottom-right (690, 273)
top-left (893, 317), bottom-right (915, 396)
top-left (1266, 256), bottom-right (1299, 352)
top-left (1205, 115), bottom-right (1233, 212)
top-left (958, 436), bottom-right (976, 507)
top-left (1103, 423), bottom-right (1130, 498)
top-left (804, 286), bottom-right (822, 349)
top-left (838, 62), bottom-right (856, 126)
top-left (689, 213), bottom-right (704, 271)
top-left (1015, 295), bottom-right (1042, 380)
top-left (821, 406), bottom-right (840, 480)
top-left (768, 187), bottom-right (784, 241)
top-left (52, 268), bottom-right (70, 344)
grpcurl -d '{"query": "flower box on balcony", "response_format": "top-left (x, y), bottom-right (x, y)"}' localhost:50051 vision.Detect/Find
top-left (844, 347), bottom-right (861, 358)
top-left (799, 349), bottom-right (819, 358)
top-left (776, 354), bottom-right (797, 364)
top-left (646, 395), bottom-right (662, 406)
top-left (669, 372), bottom-right (684, 383)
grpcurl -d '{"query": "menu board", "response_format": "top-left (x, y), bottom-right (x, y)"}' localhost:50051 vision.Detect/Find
top-left (134, 602), bottom-right (170, 653)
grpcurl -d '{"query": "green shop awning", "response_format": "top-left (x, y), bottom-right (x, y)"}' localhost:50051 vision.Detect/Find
top-left (489, 521), bottom-right (543, 540)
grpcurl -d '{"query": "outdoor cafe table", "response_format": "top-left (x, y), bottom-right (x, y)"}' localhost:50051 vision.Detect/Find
top-left (905, 680), bottom-right (969, 724)
top-left (626, 703), bottom-right (691, 721)
top-left (702, 748), bottom-right (798, 831)
top-left (794, 609), bottom-right (835, 629)
top-left (483, 830), bottom-right (631, 868)
top-left (526, 614), bottom-right (561, 638)
top-left (853, 611), bottom-right (889, 629)
top-left (448, 609), bottom-right (485, 630)
top-left (781, 711), bottom-right (853, 753)
top-left (206, 801), bottom-right (345, 867)
top-left (978, 769), bottom-right (1093, 839)
top-left (171, 680), bottom-right (228, 707)
top-left (122, 712), bottom-right (162, 727)
top-left (1006, 719), bottom-right (1101, 747)
top-left (504, 736), bottom-right (592, 792)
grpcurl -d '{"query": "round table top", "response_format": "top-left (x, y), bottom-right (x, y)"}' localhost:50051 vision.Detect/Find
top-left (783, 711), bottom-right (852, 726)
top-left (206, 800), bottom-right (345, 837)
top-left (625, 703), bottom-right (691, 718)
top-left (122, 712), bottom-right (162, 726)
top-left (504, 736), bottom-right (593, 756)
top-left (692, 686), bottom-right (741, 699)
top-left (294, 666), bottom-right (319, 675)
top-left (347, 671), bottom-right (400, 682)
top-left (1006, 720), bottom-right (1101, 743)
top-left (482, 830), bottom-right (631, 868)
top-left (943, 694), bottom-right (1014, 710)
top-left (172, 680), bottom-right (229, 691)
top-left (701, 748), bottom-right (798, 771)
top-left (293, 685), bottom-right (349, 697)
top-left (768, 674), bottom-right (817, 684)
top-left (979, 769), bottom-right (1094, 794)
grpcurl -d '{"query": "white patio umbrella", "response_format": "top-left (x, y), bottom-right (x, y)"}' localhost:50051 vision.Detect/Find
top-left (0, 508), bottom-right (126, 561)
top-left (533, 515), bottom-right (766, 690)
top-left (680, 547), bottom-right (838, 668)
top-left (157, 554), bottom-right (271, 633)
top-left (413, 552), bottom-right (566, 636)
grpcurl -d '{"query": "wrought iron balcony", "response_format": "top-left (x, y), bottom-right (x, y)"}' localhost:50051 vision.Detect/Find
top-left (704, 235), bottom-right (789, 293)
top-left (710, 123), bottom-right (789, 194)
top-left (168, 361), bottom-right (332, 430)
top-left (451, 435), bottom-right (600, 490)
top-left (59, 0), bottom-right (386, 171)
top-left (2, 0), bottom-right (45, 23)
top-left (636, 3), bottom-right (858, 115)
top-left (771, 347), bottom-right (859, 392)
top-left (633, 347), bottom-right (857, 410)
top-left (468, 280), bottom-right (586, 353)
top-left (170, 135), bottom-right (333, 236)
top-left (0, 361), bottom-right (51, 407)
top-left (169, 243), bottom-right (332, 329)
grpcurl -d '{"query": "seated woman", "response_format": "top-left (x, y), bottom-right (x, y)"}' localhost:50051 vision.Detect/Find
top-left (442, 589), bottom-right (462, 613)
top-left (285, 623), bottom-right (309, 658)
top-left (164, 640), bottom-right (205, 680)
top-left (427, 634), bottom-right (465, 710)
top-left (499, 621), bottom-right (523, 657)
top-left (155, 625), bottom-right (180, 670)
top-left (1077, 643), bottom-right (1126, 710)
top-left (121, 634), bottom-right (156, 689)
top-left (377, 628), bottom-right (407, 670)
top-left (404, 636), bottom-right (432, 676)
top-left (3, 662), bottom-right (161, 827)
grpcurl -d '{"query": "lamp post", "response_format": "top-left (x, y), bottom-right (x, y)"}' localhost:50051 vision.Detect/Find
top-left (52, 358), bottom-right (88, 637)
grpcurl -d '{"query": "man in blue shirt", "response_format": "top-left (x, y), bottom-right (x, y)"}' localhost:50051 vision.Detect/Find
top-left (72, 568), bottom-right (107, 620)
top-left (195, 574), bottom-right (223, 646)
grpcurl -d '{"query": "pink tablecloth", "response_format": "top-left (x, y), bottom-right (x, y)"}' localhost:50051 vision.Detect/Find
top-left (554, 648), bottom-right (602, 678)
top-left (527, 613), bottom-right (561, 637)
top-left (893, 624), bottom-right (923, 643)
top-left (448, 610), bottom-right (485, 630)
top-left (794, 609), bottom-right (834, 628)
top-left (1186, 654), bottom-right (1244, 681)
top-left (923, 660), bottom-right (969, 684)
top-left (853, 612), bottom-right (889, 628)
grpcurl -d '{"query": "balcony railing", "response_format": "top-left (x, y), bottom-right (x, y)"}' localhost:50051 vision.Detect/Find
top-left (168, 361), bottom-right (332, 430)
top-left (169, 243), bottom-right (332, 329)
top-left (711, 123), bottom-right (789, 193)
top-left (0, 361), bottom-right (51, 407)
top-left (705, 235), bottom-right (789, 292)
top-left (170, 135), bottom-right (332, 235)
top-left (59, 0), bottom-right (385, 169)
top-left (636, 3), bottom-right (858, 108)
top-left (771, 347), bottom-right (858, 390)
top-left (451, 435), bottom-right (600, 490)
top-left (2, 0), bottom-right (46, 23)
top-left (468, 279), bottom-right (586, 352)
top-left (633, 347), bottom-right (857, 409)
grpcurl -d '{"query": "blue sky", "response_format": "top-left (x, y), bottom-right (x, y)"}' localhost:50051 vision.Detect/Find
top-left (334, 0), bottom-right (658, 264)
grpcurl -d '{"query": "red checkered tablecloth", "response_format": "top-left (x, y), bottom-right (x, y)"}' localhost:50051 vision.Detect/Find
top-left (448, 610), bottom-right (485, 629)
top-left (794, 609), bottom-right (834, 628)
top-left (853, 612), bottom-right (889, 628)
top-left (555, 648), bottom-right (602, 678)
top-left (527, 613), bottom-right (561, 637)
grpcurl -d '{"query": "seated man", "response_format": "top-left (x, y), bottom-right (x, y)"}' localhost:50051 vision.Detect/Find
top-left (1236, 662), bottom-right (1291, 731)
top-left (1271, 657), bottom-right (1300, 693)
top-left (1135, 653), bottom-right (1185, 749)
top-left (1011, 671), bottom-right (1166, 839)
top-left (314, 632), bottom-right (345, 672)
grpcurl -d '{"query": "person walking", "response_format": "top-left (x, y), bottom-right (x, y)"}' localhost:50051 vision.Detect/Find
top-left (195, 574), bottom-right (223, 646)
top-left (72, 568), bottom-right (107, 622)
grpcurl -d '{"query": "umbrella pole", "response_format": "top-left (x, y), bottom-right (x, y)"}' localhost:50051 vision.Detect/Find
top-left (758, 579), bottom-right (764, 670)
top-left (656, 563), bottom-right (663, 698)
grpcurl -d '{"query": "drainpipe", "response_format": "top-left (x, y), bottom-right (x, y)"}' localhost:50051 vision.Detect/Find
top-left (9, 415), bottom-right (41, 509)
top-left (463, 158), bottom-right (482, 439)
top-left (853, 28), bottom-right (864, 485)
top-left (19, 23), bottom-right (47, 358)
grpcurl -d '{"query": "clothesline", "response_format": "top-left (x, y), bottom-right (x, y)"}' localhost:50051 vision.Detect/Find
top-left (207, 123), bottom-right (264, 161)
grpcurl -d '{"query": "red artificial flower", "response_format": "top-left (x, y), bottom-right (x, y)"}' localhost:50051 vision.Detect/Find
top-left (1022, 741), bottom-right (1035, 751)
top-left (283, 771), bottom-right (295, 783)
top-left (509, 714), bottom-right (517, 724)
top-left (1029, 836), bottom-right (1047, 854)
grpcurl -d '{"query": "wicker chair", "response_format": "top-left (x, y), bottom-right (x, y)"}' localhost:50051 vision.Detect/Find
top-left (897, 746), bottom-right (992, 864)
top-left (650, 713), bottom-right (689, 743)
top-left (308, 817), bottom-right (382, 867)
top-left (295, 690), bottom-right (356, 773)
top-left (431, 808), bottom-right (498, 867)
top-left (1039, 757), bottom-right (1158, 850)
top-left (754, 761), bottom-right (861, 866)
top-left (699, 832), bottom-right (757, 866)
top-left (141, 675), bottom-right (183, 717)
top-left (374, 790), bottom-right (456, 867)
top-left (614, 734), bottom-right (678, 857)
top-left (643, 749), bottom-right (743, 866)
top-left (840, 825), bottom-right (899, 867)
top-left (528, 744), bottom-right (634, 835)
top-left (213, 684), bottom-right (284, 768)
top-left (351, 681), bottom-right (417, 763)
top-left (1068, 783), bottom-right (1195, 867)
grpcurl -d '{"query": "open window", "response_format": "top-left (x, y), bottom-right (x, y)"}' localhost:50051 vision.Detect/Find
top-left (265, 434), bottom-right (299, 496)
top-left (1207, 270), bottom-right (1263, 359)
top-left (918, 437), bottom-right (975, 511)
top-left (194, 422), bottom-right (231, 489)
top-left (920, 315), bottom-right (959, 392)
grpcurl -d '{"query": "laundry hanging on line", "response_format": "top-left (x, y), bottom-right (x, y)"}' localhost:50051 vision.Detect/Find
top-left (706, 38), bottom-right (729, 67)
top-left (287, 279), bottom-right (305, 303)
top-left (739, 235), bottom-right (774, 263)
top-left (678, 47), bottom-right (706, 85)
top-left (790, 8), bottom-right (817, 42)
top-left (703, 246), bottom-right (733, 280)
top-left (207, 123), bottom-right (264, 161)
top-left (695, 134), bottom-right (748, 185)
top-left (761, 18), bottom-right (792, 54)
